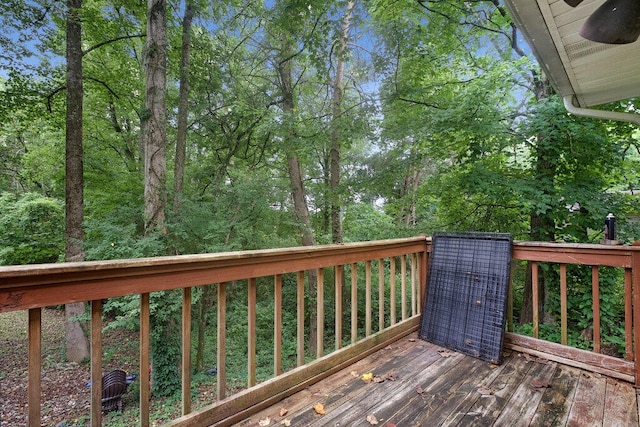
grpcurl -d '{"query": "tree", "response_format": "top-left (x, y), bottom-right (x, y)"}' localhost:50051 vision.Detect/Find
top-left (173, 1), bottom-right (195, 216)
top-left (64, 0), bottom-right (90, 363)
top-left (143, 0), bottom-right (167, 235)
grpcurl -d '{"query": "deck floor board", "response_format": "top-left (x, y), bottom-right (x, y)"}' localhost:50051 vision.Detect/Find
top-left (235, 333), bottom-right (639, 427)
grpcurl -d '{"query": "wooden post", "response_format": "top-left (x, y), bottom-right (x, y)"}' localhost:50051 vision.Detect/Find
top-left (28, 308), bottom-right (41, 427)
top-left (140, 293), bottom-right (150, 427)
top-left (592, 266), bottom-right (601, 353)
top-left (378, 259), bottom-right (385, 332)
top-left (632, 252), bottom-right (640, 386)
top-left (217, 283), bottom-right (227, 400)
top-left (91, 300), bottom-right (102, 426)
top-left (274, 274), bottom-right (283, 376)
top-left (316, 268), bottom-right (324, 358)
top-left (625, 268), bottom-right (633, 361)
top-left (390, 257), bottom-right (396, 326)
top-left (532, 262), bottom-right (539, 339)
top-left (351, 263), bottom-right (358, 344)
top-left (182, 287), bottom-right (192, 415)
top-left (248, 278), bottom-right (257, 387)
top-left (296, 271), bottom-right (305, 367)
top-left (335, 265), bottom-right (343, 350)
top-left (560, 264), bottom-right (567, 345)
top-left (365, 261), bottom-right (372, 337)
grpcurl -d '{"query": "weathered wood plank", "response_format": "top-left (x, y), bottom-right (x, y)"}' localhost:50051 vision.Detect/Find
top-left (302, 340), bottom-right (450, 426)
top-left (529, 365), bottom-right (580, 427)
top-left (443, 353), bottom-right (533, 426)
top-left (234, 335), bottom-right (640, 427)
top-left (505, 333), bottom-right (635, 382)
top-left (603, 377), bottom-right (639, 427)
top-left (490, 359), bottom-right (558, 427)
top-left (389, 355), bottom-right (499, 426)
top-left (235, 334), bottom-right (425, 426)
top-left (566, 372), bottom-right (606, 427)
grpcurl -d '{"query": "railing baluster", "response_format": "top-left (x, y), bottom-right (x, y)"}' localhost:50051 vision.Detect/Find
top-left (351, 263), bottom-right (358, 344)
top-left (140, 293), bottom-right (150, 427)
top-left (632, 251), bottom-right (640, 386)
top-left (560, 264), bottom-right (567, 345)
top-left (28, 307), bottom-right (41, 427)
top-left (217, 283), bottom-right (227, 399)
top-left (411, 253), bottom-right (417, 317)
top-left (507, 261), bottom-right (514, 332)
top-left (625, 268), bottom-right (633, 360)
top-left (274, 274), bottom-right (283, 376)
top-left (390, 257), bottom-right (396, 326)
top-left (532, 261), bottom-right (539, 339)
top-left (248, 278), bottom-right (257, 387)
top-left (297, 271), bottom-right (304, 367)
top-left (335, 265), bottom-right (343, 350)
top-left (90, 300), bottom-right (102, 426)
top-left (401, 256), bottom-right (407, 321)
top-left (182, 287), bottom-right (192, 415)
top-left (378, 259), bottom-right (384, 332)
top-left (317, 268), bottom-right (324, 358)
top-left (365, 260), bottom-right (372, 336)
top-left (592, 266), bottom-right (601, 353)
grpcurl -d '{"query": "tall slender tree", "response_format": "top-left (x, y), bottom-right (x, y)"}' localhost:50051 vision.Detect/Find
top-left (143, 0), bottom-right (167, 234)
top-left (64, 0), bottom-right (90, 363)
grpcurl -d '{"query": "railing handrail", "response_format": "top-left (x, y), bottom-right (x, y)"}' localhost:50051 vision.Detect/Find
top-left (0, 236), bottom-right (428, 312)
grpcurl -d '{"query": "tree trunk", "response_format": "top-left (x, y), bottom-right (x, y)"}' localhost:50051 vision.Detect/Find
top-left (173, 2), bottom-right (194, 216)
top-left (143, 0), bottom-right (167, 234)
top-left (277, 37), bottom-right (318, 354)
top-left (329, 1), bottom-right (354, 244)
top-left (64, 0), bottom-right (89, 363)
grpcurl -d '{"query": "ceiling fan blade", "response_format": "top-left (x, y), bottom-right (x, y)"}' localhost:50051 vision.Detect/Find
top-left (580, 0), bottom-right (640, 44)
top-left (564, 0), bottom-right (584, 6)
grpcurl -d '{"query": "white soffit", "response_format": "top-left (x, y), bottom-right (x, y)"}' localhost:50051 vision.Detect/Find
top-left (504, 0), bottom-right (640, 107)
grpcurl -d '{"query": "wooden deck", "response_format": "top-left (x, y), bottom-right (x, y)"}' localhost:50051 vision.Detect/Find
top-left (236, 333), bottom-right (640, 427)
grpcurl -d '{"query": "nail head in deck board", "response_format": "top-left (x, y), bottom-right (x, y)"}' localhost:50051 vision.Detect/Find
top-left (529, 366), bottom-right (580, 427)
top-left (567, 372), bottom-right (607, 427)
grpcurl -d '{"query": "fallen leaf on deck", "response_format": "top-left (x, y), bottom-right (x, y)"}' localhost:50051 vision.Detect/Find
top-left (258, 416), bottom-right (271, 426)
top-left (366, 414), bottom-right (379, 425)
top-left (385, 373), bottom-right (398, 381)
top-left (313, 402), bottom-right (326, 415)
top-left (361, 372), bottom-right (374, 383)
top-left (477, 386), bottom-right (494, 396)
top-left (373, 375), bottom-right (385, 383)
top-left (279, 408), bottom-right (288, 417)
top-left (416, 385), bottom-right (424, 394)
top-left (386, 424), bottom-right (397, 427)
top-left (530, 380), bottom-right (551, 390)
top-left (350, 370), bottom-right (359, 378)
top-left (438, 350), bottom-right (456, 358)
top-left (280, 419), bottom-right (291, 426)
top-left (408, 338), bottom-right (416, 342)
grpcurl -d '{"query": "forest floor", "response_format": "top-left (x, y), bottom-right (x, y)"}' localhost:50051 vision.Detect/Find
top-left (0, 308), bottom-right (220, 427)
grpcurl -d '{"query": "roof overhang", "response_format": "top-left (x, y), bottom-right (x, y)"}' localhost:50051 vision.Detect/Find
top-left (504, 0), bottom-right (640, 108)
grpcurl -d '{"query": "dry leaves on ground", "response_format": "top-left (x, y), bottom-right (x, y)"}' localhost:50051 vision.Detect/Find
top-left (313, 402), bottom-right (325, 415)
top-left (366, 414), bottom-right (379, 425)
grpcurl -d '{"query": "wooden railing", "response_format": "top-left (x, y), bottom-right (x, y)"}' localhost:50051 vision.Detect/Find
top-left (3, 237), bottom-right (640, 426)
top-left (506, 241), bottom-right (640, 385)
top-left (0, 237), bottom-right (427, 427)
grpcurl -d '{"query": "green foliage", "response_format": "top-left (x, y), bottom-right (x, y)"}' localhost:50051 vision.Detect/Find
top-left (0, 192), bottom-right (64, 265)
